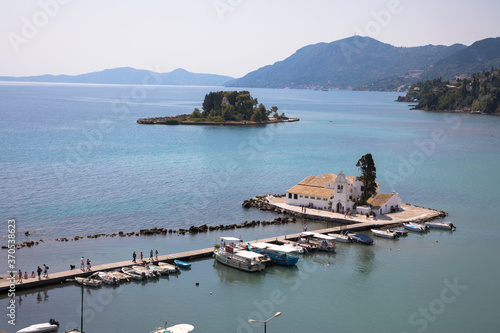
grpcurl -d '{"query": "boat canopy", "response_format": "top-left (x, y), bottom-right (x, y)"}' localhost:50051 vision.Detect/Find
top-left (354, 233), bottom-right (372, 241)
top-left (235, 250), bottom-right (265, 259)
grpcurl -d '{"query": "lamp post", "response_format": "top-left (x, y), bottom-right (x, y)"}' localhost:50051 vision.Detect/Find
top-left (248, 312), bottom-right (281, 333)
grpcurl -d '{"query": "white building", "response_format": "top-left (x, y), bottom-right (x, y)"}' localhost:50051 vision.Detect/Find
top-left (285, 171), bottom-right (401, 215)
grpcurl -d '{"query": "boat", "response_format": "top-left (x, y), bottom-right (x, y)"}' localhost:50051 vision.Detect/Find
top-left (403, 223), bottom-right (428, 232)
top-left (97, 271), bottom-right (119, 285)
top-left (158, 262), bottom-right (180, 273)
top-left (349, 233), bottom-right (374, 245)
top-left (251, 242), bottom-right (305, 254)
top-left (247, 244), bottom-right (299, 266)
top-left (148, 264), bottom-right (170, 276)
top-left (150, 322), bottom-right (194, 333)
top-left (74, 273), bottom-right (102, 287)
top-left (132, 265), bottom-right (158, 278)
top-left (388, 229), bottom-right (408, 237)
top-left (299, 232), bottom-right (336, 251)
top-left (371, 229), bottom-right (399, 239)
top-left (121, 266), bottom-right (145, 280)
top-left (327, 233), bottom-right (352, 243)
top-left (424, 221), bottom-right (456, 230)
top-left (174, 260), bottom-right (191, 268)
top-left (108, 270), bottom-right (131, 283)
top-left (17, 319), bottom-right (59, 333)
top-left (213, 237), bottom-right (267, 272)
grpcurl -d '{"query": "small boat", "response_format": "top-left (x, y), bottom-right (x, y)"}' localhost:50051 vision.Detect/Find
top-left (299, 232), bottom-right (336, 251)
top-left (327, 233), bottom-right (352, 243)
top-left (148, 264), bottom-right (170, 276)
top-left (174, 260), bottom-right (191, 268)
top-left (17, 319), bottom-right (59, 333)
top-left (132, 265), bottom-right (158, 278)
top-left (388, 229), bottom-right (408, 237)
top-left (158, 262), bottom-right (180, 273)
top-left (247, 244), bottom-right (299, 266)
top-left (97, 271), bottom-right (119, 285)
top-left (121, 266), bottom-right (145, 280)
top-left (108, 270), bottom-right (131, 283)
top-left (150, 322), bottom-right (194, 333)
top-left (213, 237), bottom-right (267, 272)
top-left (424, 221), bottom-right (456, 230)
top-left (371, 229), bottom-right (399, 239)
top-left (75, 273), bottom-right (102, 287)
top-left (349, 233), bottom-right (374, 245)
top-left (403, 223), bottom-right (428, 232)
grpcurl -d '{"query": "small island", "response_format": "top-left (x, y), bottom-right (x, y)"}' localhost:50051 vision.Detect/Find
top-left (137, 90), bottom-right (299, 125)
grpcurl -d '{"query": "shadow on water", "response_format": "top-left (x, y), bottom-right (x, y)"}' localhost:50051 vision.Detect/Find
top-left (355, 246), bottom-right (375, 276)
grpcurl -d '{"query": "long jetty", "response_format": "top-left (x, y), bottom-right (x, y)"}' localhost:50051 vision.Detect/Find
top-left (0, 202), bottom-right (444, 294)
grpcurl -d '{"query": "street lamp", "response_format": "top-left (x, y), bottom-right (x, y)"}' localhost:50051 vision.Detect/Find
top-left (248, 312), bottom-right (282, 333)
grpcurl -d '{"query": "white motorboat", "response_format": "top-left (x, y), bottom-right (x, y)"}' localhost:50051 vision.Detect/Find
top-left (327, 233), bottom-right (352, 243)
top-left (108, 270), bottom-right (131, 283)
top-left (403, 223), bottom-right (428, 232)
top-left (150, 322), bottom-right (194, 333)
top-left (214, 237), bottom-right (267, 272)
top-left (17, 319), bottom-right (59, 333)
top-left (133, 265), bottom-right (158, 278)
top-left (97, 271), bottom-right (119, 285)
top-left (158, 262), bottom-right (180, 273)
top-left (371, 229), bottom-right (399, 239)
top-left (148, 264), bottom-right (170, 276)
top-left (121, 266), bottom-right (144, 280)
top-left (424, 221), bottom-right (456, 230)
top-left (299, 232), bottom-right (336, 251)
top-left (75, 273), bottom-right (102, 287)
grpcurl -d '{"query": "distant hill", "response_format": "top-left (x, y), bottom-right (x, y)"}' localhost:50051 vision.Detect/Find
top-left (422, 37), bottom-right (500, 80)
top-left (226, 36), bottom-right (466, 90)
top-left (0, 67), bottom-right (234, 86)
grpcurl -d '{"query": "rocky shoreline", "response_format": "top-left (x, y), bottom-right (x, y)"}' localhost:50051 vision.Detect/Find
top-left (137, 115), bottom-right (300, 125)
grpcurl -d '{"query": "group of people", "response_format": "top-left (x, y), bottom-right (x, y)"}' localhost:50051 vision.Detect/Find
top-left (15, 264), bottom-right (49, 283)
top-left (80, 256), bottom-right (92, 271)
top-left (132, 249), bottom-right (159, 263)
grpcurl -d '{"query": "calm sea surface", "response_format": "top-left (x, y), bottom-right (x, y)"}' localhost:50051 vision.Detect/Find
top-left (0, 82), bottom-right (499, 332)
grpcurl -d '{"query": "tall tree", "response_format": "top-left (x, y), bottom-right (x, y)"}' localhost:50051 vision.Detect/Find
top-left (356, 153), bottom-right (377, 204)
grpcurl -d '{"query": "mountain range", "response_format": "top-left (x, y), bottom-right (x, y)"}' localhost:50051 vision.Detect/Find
top-left (0, 67), bottom-right (234, 86)
top-left (2, 37), bottom-right (499, 91)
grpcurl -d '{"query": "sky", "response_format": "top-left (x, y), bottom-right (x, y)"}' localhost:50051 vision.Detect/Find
top-left (1, 0), bottom-right (499, 78)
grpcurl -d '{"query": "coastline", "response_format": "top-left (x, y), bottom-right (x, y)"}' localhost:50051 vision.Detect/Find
top-left (137, 117), bottom-right (300, 125)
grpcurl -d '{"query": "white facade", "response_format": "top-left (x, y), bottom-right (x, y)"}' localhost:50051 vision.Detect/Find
top-left (286, 171), bottom-right (400, 215)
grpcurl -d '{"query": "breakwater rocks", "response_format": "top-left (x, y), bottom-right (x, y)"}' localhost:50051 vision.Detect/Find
top-left (242, 194), bottom-right (285, 213)
top-left (3, 217), bottom-right (296, 250)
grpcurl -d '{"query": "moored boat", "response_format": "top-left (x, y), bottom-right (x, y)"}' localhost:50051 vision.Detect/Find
top-left (121, 266), bottom-right (145, 280)
top-left (75, 273), bottom-right (102, 287)
top-left (17, 319), bottom-right (59, 333)
top-left (403, 223), bottom-right (428, 232)
top-left (299, 232), bottom-right (336, 251)
top-left (388, 229), bottom-right (408, 237)
top-left (132, 265), bottom-right (158, 278)
top-left (349, 233), bottom-right (374, 245)
top-left (371, 229), bottom-right (399, 239)
top-left (148, 264), bottom-right (170, 275)
top-left (174, 260), bottom-right (191, 268)
top-left (98, 271), bottom-right (119, 285)
top-left (158, 262), bottom-right (180, 273)
top-left (247, 244), bottom-right (299, 266)
top-left (424, 221), bottom-right (456, 230)
top-left (108, 270), bottom-right (131, 283)
top-left (150, 323), bottom-right (194, 333)
top-left (214, 237), bottom-right (267, 272)
top-left (327, 233), bottom-right (352, 243)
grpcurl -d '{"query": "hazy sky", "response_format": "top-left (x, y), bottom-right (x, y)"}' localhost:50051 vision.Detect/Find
top-left (1, 0), bottom-right (499, 78)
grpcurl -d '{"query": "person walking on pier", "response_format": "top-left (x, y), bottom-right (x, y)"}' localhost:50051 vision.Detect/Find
top-left (43, 264), bottom-right (48, 278)
top-left (133, 251), bottom-right (137, 262)
top-left (150, 249), bottom-right (153, 260)
top-left (140, 251), bottom-right (143, 261)
top-left (18, 269), bottom-right (23, 283)
top-left (81, 256), bottom-right (85, 271)
top-left (86, 259), bottom-right (91, 271)
top-left (155, 249), bottom-right (158, 260)
top-left (37, 266), bottom-right (42, 279)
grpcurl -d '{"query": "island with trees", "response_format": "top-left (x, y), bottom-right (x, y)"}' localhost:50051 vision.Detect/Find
top-left (137, 90), bottom-right (299, 125)
top-left (397, 68), bottom-right (500, 115)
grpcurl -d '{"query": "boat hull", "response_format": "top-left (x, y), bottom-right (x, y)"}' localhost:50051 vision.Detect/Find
top-left (424, 222), bottom-right (455, 230)
top-left (371, 229), bottom-right (398, 239)
top-left (214, 249), bottom-right (266, 272)
top-left (403, 223), bottom-right (428, 232)
top-left (248, 246), bottom-right (299, 266)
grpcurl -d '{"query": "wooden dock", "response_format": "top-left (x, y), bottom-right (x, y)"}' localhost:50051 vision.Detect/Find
top-left (0, 218), bottom-right (406, 294)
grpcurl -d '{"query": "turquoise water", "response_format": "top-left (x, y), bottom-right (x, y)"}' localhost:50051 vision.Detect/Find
top-left (1, 83), bottom-right (500, 332)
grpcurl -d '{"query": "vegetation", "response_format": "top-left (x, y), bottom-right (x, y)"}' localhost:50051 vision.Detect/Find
top-left (356, 153), bottom-right (377, 204)
top-left (397, 68), bottom-right (500, 114)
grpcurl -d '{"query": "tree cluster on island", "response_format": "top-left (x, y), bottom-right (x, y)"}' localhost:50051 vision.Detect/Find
top-left (397, 68), bottom-right (500, 114)
top-left (190, 90), bottom-right (287, 122)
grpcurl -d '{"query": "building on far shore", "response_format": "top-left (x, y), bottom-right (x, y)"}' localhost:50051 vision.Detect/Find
top-left (285, 171), bottom-right (402, 216)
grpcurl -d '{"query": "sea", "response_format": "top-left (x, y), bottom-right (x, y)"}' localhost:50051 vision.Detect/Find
top-left (0, 82), bottom-right (499, 332)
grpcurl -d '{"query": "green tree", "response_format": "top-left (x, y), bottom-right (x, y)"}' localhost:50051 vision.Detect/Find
top-left (356, 153), bottom-right (377, 204)
top-left (191, 108), bottom-right (201, 118)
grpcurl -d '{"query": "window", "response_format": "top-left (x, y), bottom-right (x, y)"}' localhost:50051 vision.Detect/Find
top-left (323, 198), bottom-right (327, 201)
top-left (311, 196), bottom-right (315, 200)
top-left (288, 193), bottom-right (292, 199)
top-left (299, 195), bottom-right (303, 198)
top-left (305, 196), bottom-right (309, 199)
top-left (361, 186), bottom-right (365, 191)
top-left (294, 194), bottom-right (298, 199)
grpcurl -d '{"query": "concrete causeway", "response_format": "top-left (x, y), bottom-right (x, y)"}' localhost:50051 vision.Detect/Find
top-left (0, 202), bottom-right (444, 294)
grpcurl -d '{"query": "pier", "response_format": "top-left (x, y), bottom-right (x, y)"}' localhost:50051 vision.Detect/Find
top-left (0, 203), bottom-right (444, 294)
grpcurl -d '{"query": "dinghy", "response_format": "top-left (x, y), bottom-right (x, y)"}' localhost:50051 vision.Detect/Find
top-left (17, 319), bottom-right (59, 333)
